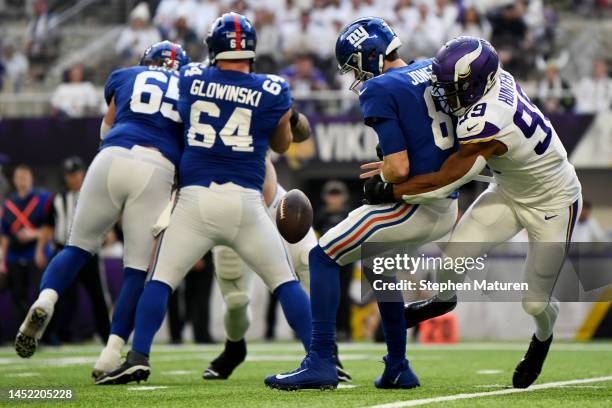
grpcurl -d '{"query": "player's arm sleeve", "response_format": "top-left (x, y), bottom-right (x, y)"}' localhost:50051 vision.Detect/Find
top-left (103, 70), bottom-right (121, 106)
top-left (359, 82), bottom-right (404, 154)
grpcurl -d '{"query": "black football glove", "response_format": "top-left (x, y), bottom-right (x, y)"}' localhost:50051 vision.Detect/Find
top-left (363, 175), bottom-right (396, 205)
top-left (375, 143), bottom-right (384, 160)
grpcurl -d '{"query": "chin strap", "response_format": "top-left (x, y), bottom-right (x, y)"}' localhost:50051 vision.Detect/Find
top-left (401, 156), bottom-right (488, 204)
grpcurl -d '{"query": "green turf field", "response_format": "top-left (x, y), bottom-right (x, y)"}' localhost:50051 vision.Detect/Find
top-left (1, 342), bottom-right (611, 407)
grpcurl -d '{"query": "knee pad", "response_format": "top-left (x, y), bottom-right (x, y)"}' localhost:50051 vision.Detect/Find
top-left (522, 299), bottom-right (548, 316)
top-left (224, 292), bottom-right (250, 311)
top-left (214, 246), bottom-right (247, 281)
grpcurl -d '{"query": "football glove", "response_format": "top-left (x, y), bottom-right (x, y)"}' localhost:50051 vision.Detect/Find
top-left (363, 175), bottom-right (395, 205)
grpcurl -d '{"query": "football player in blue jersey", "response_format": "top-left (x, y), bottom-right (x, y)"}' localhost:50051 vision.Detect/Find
top-left (95, 13), bottom-right (314, 385)
top-left (15, 41), bottom-right (190, 379)
top-left (265, 17), bottom-right (460, 390)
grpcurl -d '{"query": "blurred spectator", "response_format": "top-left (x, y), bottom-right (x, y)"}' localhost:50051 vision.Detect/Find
top-left (191, 0), bottom-right (221, 38)
top-left (154, 0), bottom-right (198, 34)
top-left (281, 53), bottom-right (328, 92)
top-left (281, 53), bottom-right (328, 114)
top-left (489, 1), bottom-right (531, 78)
top-left (281, 11), bottom-right (336, 62)
top-left (402, 0), bottom-right (445, 60)
top-left (573, 201), bottom-right (608, 242)
top-left (435, 0), bottom-right (459, 28)
top-left (0, 165), bottom-right (50, 327)
top-left (314, 180), bottom-right (353, 341)
top-left (1, 44), bottom-right (29, 93)
top-left (25, 0), bottom-right (60, 80)
top-left (253, 8), bottom-right (282, 73)
top-left (0, 154), bottom-right (10, 200)
top-left (534, 58), bottom-right (575, 113)
top-left (168, 10), bottom-right (202, 62)
top-left (50, 65), bottom-right (100, 118)
top-left (116, 2), bottom-right (162, 65)
top-left (575, 59), bottom-right (612, 114)
top-left (447, 6), bottom-right (491, 41)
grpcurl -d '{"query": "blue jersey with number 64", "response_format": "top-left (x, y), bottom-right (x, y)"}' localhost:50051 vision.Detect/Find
top-left (103, 66), bottom-right (184, 166)
top-left (177, 64), bottom-right (292, 191)
top-left (359, 59), bottom-right (457, 178)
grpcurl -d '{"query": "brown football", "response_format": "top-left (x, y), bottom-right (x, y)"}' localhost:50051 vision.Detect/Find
top-left (276, 189), bottom-right (313, 244)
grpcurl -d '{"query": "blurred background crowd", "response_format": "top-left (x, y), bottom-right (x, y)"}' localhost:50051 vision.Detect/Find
top-left (0, 0), bottom-right (611, 346)
top-left (0, 0), bottom-right (611, 116)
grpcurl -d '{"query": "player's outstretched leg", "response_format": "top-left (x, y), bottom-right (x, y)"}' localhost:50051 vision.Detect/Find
top-left (264, 246), bottom-right (339, 390)
top-left (15, 246), bottom-right (92, 358)
top-left (92, 267), bottom-right (147, 378)
top-left (404, 293), bottom-right (458, 328)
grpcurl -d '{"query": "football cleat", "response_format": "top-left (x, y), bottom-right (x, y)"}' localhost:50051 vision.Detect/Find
top-left (203, 339), bottom-right (247, 380)
top-left (513, 334), bottom-right (553, 388)
top-left (404, 294), bottom-right (457, 328)
top-left (15, 300), bottom-right (54, 358)
top-left (374, 356), bottom-right (420, 389)
top-left (264, 351), bottom-right (338, 391)
top-left (95, 350), bottom-right (150, 385)
top-left (333, 343), bottom-right (352, 383)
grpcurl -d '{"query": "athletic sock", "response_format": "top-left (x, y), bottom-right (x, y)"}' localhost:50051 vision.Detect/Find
top-left (275, 280), bottom-right (312, 350)
top-left (377, 301), bottom-right (407, 365)
top-left (110, 267), bottom-right (147, 341)
top-left (308, 245), bottom-right (340, 360)
top-left (224, 301), bottom-right (251, 342)
top-left (534, 300), bottom-right (559, 341)
top-left (39, 245), bottom-right (92, 295)
top-left (132, 280), bottom-right (172, 356)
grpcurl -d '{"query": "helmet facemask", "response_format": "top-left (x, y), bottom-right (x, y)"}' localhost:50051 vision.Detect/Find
top-left (338, 52), bottom-right (375, 95)
top-left (431, 75), bottom-right (471, 116)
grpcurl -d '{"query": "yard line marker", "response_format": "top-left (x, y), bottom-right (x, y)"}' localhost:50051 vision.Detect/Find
top-left (5, 372), bottom-right (40, 377)
top-left (476, 369), bottom-right (502, 375)
top-left (161, 370), bottom-right (195, 376)
top-left (367, 376), bottom-right (612, 408)
top-left (128, 386), bottom-right (169, 391)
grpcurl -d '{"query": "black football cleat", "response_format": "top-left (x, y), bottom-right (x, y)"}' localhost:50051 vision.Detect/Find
top-left (203, 339), bottom-right (246, 380)
top-left (333, 343), bottom-right (352, 383)
top-left (95, 350), bottom-right (150, 385)
top-left (513, 334), bottom-right (553, 388)
top-left (404, 294), bottom-right (457, 328)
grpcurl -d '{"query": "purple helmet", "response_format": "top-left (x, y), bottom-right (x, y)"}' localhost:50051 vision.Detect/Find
top-left (431, 36), bottom-right (499, 116)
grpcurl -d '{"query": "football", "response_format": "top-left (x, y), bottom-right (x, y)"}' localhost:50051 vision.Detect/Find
top-left (276, 189), bottom-right (313, 244)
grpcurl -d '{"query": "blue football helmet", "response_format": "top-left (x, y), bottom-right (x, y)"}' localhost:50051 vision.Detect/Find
top-left (206, 12), bottom-right (257, 64)
top-left (335, 17), bottom-right (402, 94)
top-left (140, 41), bottom-right (190, 70)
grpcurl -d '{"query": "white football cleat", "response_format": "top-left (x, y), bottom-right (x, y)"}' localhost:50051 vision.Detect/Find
top-left (15, 299), bottom-right (54, 358)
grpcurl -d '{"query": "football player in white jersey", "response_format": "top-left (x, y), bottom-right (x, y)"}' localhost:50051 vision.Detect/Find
top-left (364, 37), bottom-right (582, 389)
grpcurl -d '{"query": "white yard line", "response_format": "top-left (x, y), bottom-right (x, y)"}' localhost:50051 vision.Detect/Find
top-left (367, 376), bottom-right (612, 408)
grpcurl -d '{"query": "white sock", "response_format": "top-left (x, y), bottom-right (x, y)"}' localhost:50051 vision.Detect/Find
top-left (534, 300), bottom-right (559, 341)
top-left (106, 334), bottom-right (125, 352)
top-left (37, 288), bottom-right (59, 306)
